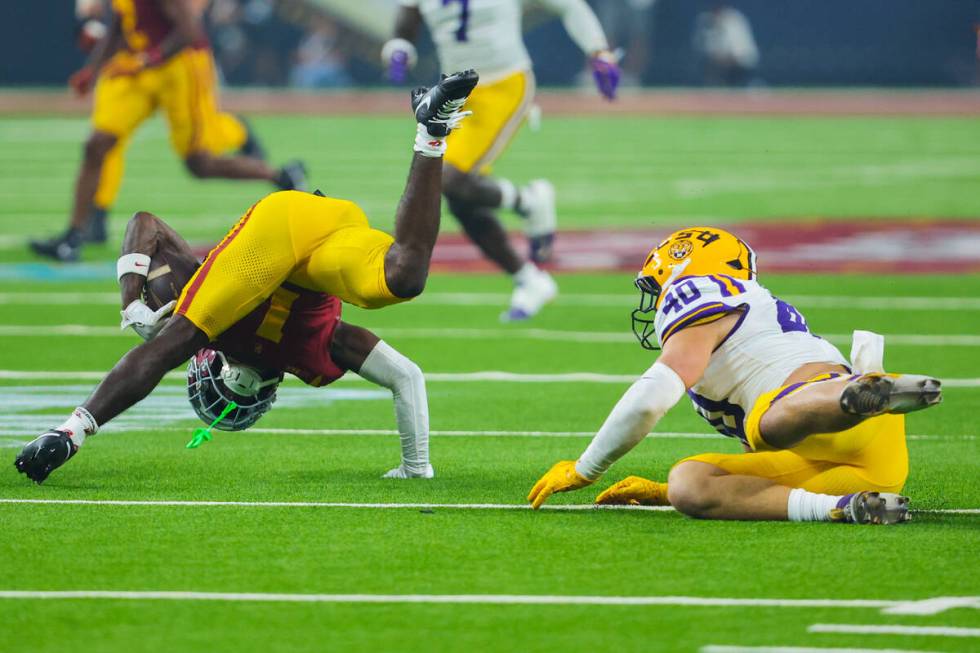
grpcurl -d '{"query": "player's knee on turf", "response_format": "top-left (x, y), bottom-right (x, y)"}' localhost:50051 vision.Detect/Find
top-left (667, 461), bottom-right (722, 518)
top-left (84, 132), bottom-right (117, 166)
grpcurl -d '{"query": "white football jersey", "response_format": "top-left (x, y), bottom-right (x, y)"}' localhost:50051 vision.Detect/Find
top-left (653, 274), bottom-right (847, 445)
top-left (402, 0), bottom-right (531, 82)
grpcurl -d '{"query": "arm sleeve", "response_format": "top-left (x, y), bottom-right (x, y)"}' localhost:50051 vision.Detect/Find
top-left (575, 361), bottom-right (686, 480)
top-left (534, 0), bottom-right (609, 55)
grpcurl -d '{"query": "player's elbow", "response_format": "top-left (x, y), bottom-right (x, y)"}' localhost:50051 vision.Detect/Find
top-left (386, 268), bottom-right (429, 299)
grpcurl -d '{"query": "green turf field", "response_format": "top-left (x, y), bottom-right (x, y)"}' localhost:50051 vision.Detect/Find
top-left (0, 114), bottom-right (978, 652)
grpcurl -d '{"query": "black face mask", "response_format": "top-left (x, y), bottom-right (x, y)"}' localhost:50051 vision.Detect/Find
top-left (631, 275), bottom-right (662, 351)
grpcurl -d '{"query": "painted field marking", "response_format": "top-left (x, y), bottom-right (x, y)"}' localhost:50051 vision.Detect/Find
top-left (1, 324), bottom-right (978, 347)
top-left (808, 624), bottom-right (980, 638)
top-left (0, 499), bottom-right (975, 515)
top-left (2, 370), bottom-right (979, 388)
top-left (6, 291), bottom-right (980, 311)
top-left (882, 596), bottom-right (980, 615)
top-left (702, 647), bottom-right (939, 653)
top-left (0, 590), bottom-right (951, 610)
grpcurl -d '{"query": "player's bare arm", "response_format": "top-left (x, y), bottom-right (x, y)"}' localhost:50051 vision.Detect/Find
top-left (527, 311), bottom-right (737, 509)
top-left (118, 211), bottom-right (198, 306)
top-left (147, 0), bottom-right (203, 67)
top-left (383, 6), bottom-right (423, 83)
top-left (69, 11), bottom-right (122, 95)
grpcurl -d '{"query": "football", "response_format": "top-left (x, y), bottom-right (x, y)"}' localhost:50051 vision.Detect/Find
top-left (143, 253), bottom-right (196, 310)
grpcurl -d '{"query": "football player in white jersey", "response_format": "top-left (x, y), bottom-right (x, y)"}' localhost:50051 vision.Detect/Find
top-left (383, 0), bottom-right (620, 320)
top-left (527, 227), bottom-right (942, 524)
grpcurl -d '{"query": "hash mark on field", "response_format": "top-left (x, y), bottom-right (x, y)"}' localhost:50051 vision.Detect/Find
top-left (0, 499), bottom-right (976, 515)
top-left (808, 624), bottom-right (980, 638)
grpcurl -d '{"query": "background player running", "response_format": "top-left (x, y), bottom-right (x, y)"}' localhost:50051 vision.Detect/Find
top-left (384, 0), bottom-right (620, 320)
top-left (528, 227), bottom-right (942, 524)
top-left (30, 0), bottom-right (307, 263)
top-left (14, 70), bottom-right (479, 484)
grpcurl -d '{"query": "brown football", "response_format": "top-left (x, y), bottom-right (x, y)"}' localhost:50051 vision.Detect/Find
top-left (143, 253), bottom-right (197, 310)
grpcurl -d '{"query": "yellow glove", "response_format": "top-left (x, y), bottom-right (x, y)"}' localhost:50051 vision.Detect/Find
top-left (594, 475), bottom-right (669, 506)
top-left (527, 460), bottom-right (594, 510)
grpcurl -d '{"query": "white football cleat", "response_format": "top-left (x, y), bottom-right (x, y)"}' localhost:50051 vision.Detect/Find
top-left (521, 179), bottom-right (557, 264)
top-left (383, 463), bottom-right (434, 479)
top-left (830, 491), bottom-right (911, 525)
top-left (501, 266), bottom-right (558, 322)
top-left (840, 373), bottom-right (942, 416)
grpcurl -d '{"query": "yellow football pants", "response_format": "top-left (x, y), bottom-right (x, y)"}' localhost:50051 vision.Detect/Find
top-left (680, 375), bottom-right (908, 494)
top-left (91, 49), bottom-right (248, 209)
top-left (444, 70), bottom-right (534, 175)
top-left (176, 191), bottom-right (403, 340)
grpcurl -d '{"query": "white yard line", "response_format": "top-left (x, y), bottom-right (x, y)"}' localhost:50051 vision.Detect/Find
top-left (0, 324), bottom-right (978, 347)
top-left (0, 590), bottom-right (919, 609)
top-left (702, 647), bottom-right (939, 653)
top-left (2, 370), bottom-right (980, 387)
top-left (0, 499), bottom-right (975, 514)
top-left (808, 624), bottom-right (980, 638)
top-left (4, 291), bottom-right (980, 311)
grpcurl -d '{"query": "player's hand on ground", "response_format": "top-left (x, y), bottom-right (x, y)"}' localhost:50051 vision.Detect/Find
top-left (120, 299), bottom-right (176, 341)
top-left (590, 50), bottom-right (621, 101)
top-left (594, 475), bottom-right (669, 506)
top-left (382, 463), bottom-right (435, 479)
top-left (68, 66), bottom-right (97, 97)
top-left (527, 460), bottom-right (595, 509)
top-left (14, 431), bottom-right (78, 484)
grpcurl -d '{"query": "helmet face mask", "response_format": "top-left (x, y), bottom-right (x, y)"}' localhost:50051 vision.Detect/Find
top-left (187, 349), bottom-right (282, 431)
top-left (631, 275), bottom-right (661, 351)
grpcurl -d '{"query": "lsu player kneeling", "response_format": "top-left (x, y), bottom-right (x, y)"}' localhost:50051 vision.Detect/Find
top-left (14, 71), bottom-right (479, 484)
top-left (528, 228), bottom-right (942, 524)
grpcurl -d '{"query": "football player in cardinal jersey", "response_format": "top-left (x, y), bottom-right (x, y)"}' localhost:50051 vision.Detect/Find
top-left (384, 0), bottom-right (620, 321)
top-left (528, 227), bottom-right (942, 524)
top-left (14, 72), bottom-right (478, 484)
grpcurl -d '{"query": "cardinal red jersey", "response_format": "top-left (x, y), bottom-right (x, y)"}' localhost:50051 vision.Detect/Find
top-left (213, 282), bottom-right (346, 387)
top-left (112, 0), bottom-right (208, 53)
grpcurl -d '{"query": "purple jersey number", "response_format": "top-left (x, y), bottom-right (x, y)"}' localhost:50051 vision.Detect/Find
top-left (442, 0), bottom-right (470, 42)
top-left (660, 279), bottom-right (702, 316)
top-left (775, 299), bottom-right (808, 334)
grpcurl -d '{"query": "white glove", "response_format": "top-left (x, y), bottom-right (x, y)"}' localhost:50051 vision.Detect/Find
top-left (382, 463), bottom-right (434, 479)
top-left (120, 299), bottom-right (176, 341)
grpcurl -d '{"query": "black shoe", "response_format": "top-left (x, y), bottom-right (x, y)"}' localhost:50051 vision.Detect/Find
top-left (411, 69), bottom-right (479, 137)
top-left (29, 229), bottom-right (83, 262)
top-left (15, 430), bottom-right (78, 485)
top-left (276, 160), bottom-right (308, 192)
top-left (237, 115), bottom-right (267, 161)
top-left (82, 207), bottom-right (108, 244)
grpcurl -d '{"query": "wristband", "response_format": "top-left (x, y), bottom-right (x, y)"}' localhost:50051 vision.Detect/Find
top-left (413, 124), bottom-right (446, 158)
top-left (117, 253), bottom-right (152, 281)
top-left (381, 38), bottom-right (417, 67)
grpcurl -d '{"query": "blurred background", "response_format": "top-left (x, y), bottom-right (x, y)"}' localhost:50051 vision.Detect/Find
top-left (2, 0), bottom-right (979, 89)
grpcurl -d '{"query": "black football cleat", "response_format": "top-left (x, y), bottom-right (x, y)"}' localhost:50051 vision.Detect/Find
top-left (29, 229), bottom-right (83, 263)
top-left (82, 207), bottom-right (108, 244)
top-left (236, 115), bottom-right (267, 161)
top-left (15, 430), bottom-right (79, 485)
top-left (276, 160), bottom-right (308, 192)
top-left (411, 69), bottom-right (479, 137)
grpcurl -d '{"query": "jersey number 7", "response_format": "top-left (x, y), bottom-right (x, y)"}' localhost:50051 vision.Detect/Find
top-left (443, 0), bottom-right (470, 42)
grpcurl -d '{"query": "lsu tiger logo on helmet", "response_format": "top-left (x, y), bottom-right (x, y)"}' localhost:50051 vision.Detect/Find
top-left (631, 227), bottom-right (756, 350)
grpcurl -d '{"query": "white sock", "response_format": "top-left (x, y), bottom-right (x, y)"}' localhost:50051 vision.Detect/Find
top-left (57, 407), bottom-right (98, 447)
top-left (413, 124), bottom-right (446, 158)
top-left (787, 488), bottom-right (843, 522)
top-left (513, 262), bottom-right (539, 284)
top-left (357, 341), bottom-right (430, 474)
top-left (497, 179), bottom-right (518, 211)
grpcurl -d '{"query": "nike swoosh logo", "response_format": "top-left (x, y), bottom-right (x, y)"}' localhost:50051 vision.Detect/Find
top-left (416, 96), bottom-right (432, 115)
top-left (134, 263), bottom-right (147, 267)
